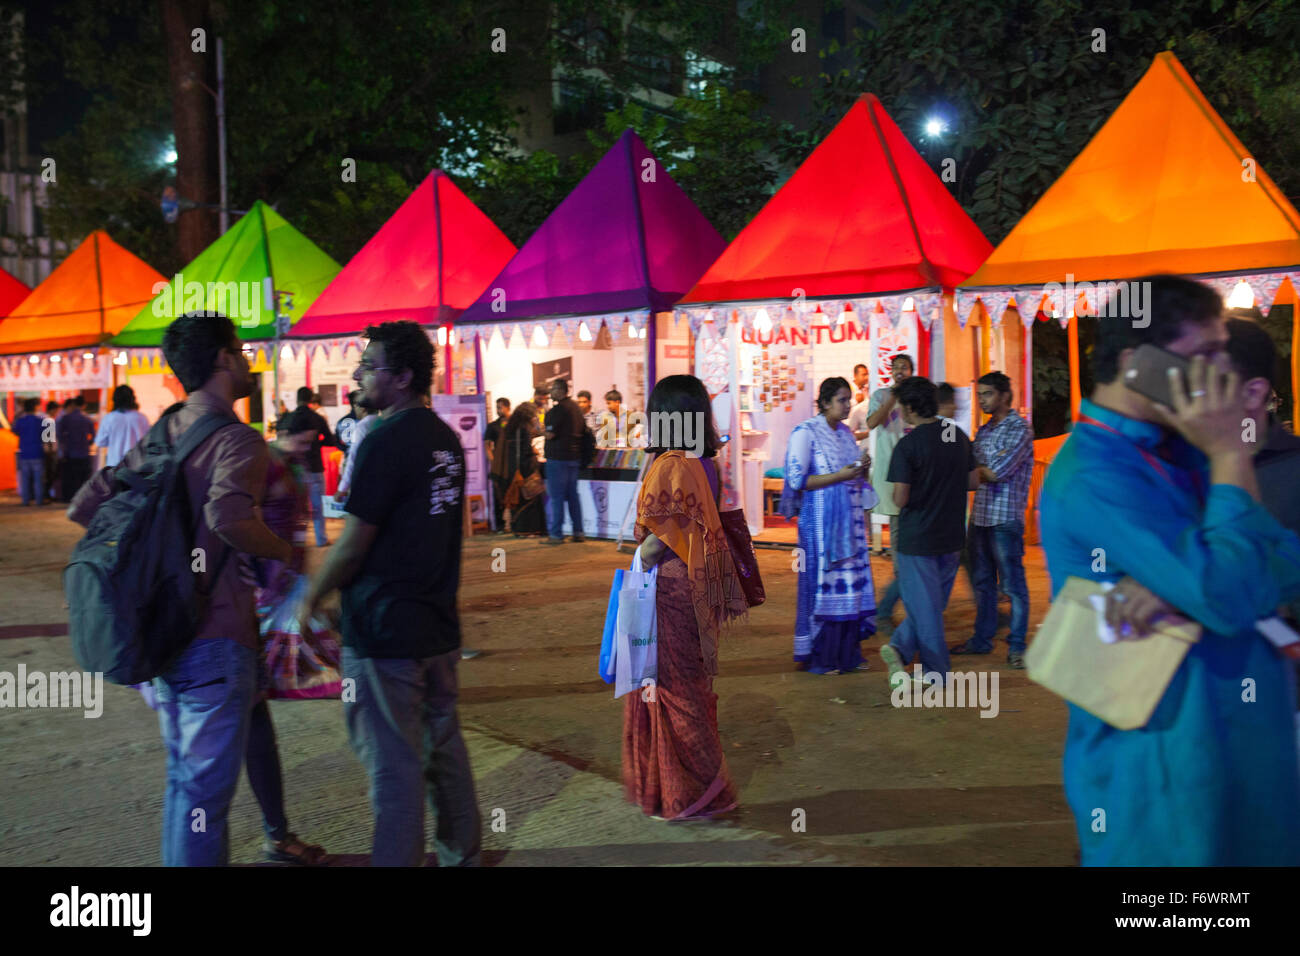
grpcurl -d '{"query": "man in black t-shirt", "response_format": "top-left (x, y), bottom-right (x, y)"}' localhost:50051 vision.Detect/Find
top-left (300, 320), bottom-right (481, 867)
top-left (484, 397), bottom-right (511, 531)
top-left (543, 378), bottom-right (586, 543)
top-left (880, 376), bottom-right (978, 684)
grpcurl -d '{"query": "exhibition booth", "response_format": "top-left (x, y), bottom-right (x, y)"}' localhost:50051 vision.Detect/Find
top-left (676, 94), bottom-right (993, 536)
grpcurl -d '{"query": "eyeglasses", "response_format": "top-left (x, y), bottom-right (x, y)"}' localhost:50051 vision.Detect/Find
top-left (356, 362), bottom-right (396, 374)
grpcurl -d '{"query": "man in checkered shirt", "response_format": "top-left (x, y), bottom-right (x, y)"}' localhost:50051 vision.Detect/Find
top-left (952, 371), bottom-right (1034, 668)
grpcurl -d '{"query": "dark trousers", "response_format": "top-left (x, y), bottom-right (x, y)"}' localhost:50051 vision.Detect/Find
top-left (343, 647), bottom-right (481, 866)
top-left (245, 699), bottom-right (289, 842)
top-left (60, 456), bottom-right (92, 503)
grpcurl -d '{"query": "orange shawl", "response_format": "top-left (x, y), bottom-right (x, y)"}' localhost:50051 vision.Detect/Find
top-left (636, 451), bottom-right (747, 674)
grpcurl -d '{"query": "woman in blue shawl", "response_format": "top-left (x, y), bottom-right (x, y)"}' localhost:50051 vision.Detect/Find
top-left (780, 377), bottom-right (878, 673)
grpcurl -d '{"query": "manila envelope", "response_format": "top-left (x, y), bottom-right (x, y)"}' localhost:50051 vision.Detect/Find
top-left (1025, 576), bottom-right (1202, 730)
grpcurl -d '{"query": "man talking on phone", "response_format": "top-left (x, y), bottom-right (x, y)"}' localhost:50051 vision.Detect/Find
top-left (1039, 274), bottom-right (1300, 866)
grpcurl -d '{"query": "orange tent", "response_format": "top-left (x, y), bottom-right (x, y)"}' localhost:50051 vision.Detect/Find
top-left (962, 52), bottom-right (1300, 424)
top-left (0, 231), bottom-right (165, 355)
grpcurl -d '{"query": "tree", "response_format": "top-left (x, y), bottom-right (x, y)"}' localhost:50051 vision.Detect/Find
top-left (160, 0), bottom-right (220, 261)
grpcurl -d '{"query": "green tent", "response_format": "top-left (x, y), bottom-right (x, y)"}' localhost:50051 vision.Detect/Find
top-left (114, 201), bottom-right (341, 345)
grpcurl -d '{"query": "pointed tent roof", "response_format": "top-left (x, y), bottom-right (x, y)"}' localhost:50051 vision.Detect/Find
top-left (0, 231), bottom-right (165, 355)
top-left (679, 95), bottom-right (992, 305)
top-left (115, 201), bottom-right (341, 346)
top-left (0, 266), bottom-right (30, 317)
top-left (459, 130), bottom-right (726, 323)
top-left (966, 52), bottom-right (1300, 288)
top-left (290, 171), bottom-right (516, 338)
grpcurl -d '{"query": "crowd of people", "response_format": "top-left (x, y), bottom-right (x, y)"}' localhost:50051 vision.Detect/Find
top-left (484, 381), bottom-right (636, 544)
top-left (781, 355), bottom-right (1033, 680)
top-left (13, 271), bottom-right (1300, 866)
top-left (11, 390), bottom-right (146, 505)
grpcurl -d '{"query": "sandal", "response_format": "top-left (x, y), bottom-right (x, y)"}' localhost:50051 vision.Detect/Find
top-left (265, 832), bottom-right (328, 866)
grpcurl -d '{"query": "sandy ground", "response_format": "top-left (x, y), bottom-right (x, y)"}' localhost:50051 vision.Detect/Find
top-left (0, 493), bottom-right (1076, 866)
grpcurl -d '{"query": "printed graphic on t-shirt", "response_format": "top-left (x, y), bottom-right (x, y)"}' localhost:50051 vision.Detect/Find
top-left (429, 449), bottom-right (463, 515)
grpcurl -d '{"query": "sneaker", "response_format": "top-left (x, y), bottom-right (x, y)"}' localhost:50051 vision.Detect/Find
top-left (544, 537), bottom-right (565, 545)
top-left (1007, 652), bottom-right (1026, 670)
top-left (951, 641), bottom-right (992, 655)
top-left (460, 648), bottom-right (482, 660)
top-left (571, 535), bottom-right (586, 543)
top-left (879, 644), bottom-right (907, 683)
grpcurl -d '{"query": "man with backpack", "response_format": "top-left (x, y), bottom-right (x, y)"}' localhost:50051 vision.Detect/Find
top-left (68, 311), bottom-right (293, 867)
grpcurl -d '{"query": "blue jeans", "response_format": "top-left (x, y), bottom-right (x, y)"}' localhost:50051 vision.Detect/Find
top-left (545, 459), bottom-right (583, 540)
top-left (890, 551), bottom-right (961, 677)
top-left (18, 458), bottom-right (43, 505)
top-left (303, 472), bottom-right (327, 545)
top-left (968, 519), bottom-right (1030, 653)
top-left (343, 647), bottom-right (482, 866)
top-left (878, 557), bottom-right (901, 622)
top-left (153, 638), bottom-right (258, 866)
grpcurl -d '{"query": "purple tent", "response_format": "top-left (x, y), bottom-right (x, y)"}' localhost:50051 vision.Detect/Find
top-left (459, 130), bottom-right (725, 323)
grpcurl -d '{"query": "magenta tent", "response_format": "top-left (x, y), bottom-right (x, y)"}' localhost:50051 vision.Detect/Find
top-left (459, 127), bottom-right (724, 394)
top-left (458, 129), bottom-right (726, 539)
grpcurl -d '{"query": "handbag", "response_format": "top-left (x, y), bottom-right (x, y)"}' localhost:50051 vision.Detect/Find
top-left (719, 508), bottom-right (765, 608)
top-left (1025, 575), bottom-right (1201, 730)
top-left (598, 568), bottom-right (624, 684)
top-left (614, 547), bottom-right (658, 698)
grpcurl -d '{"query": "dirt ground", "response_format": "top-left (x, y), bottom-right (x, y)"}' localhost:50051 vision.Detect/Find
top-left (0, 493), bottom-right (1077, 866)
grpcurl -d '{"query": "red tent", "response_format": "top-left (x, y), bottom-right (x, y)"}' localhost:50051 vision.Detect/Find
top-left (289, 170), bottom-right (516, 338)
top-left (680, 93), bottom-right (992, 304)
top-left (0, 265), bottom-right (30, 317)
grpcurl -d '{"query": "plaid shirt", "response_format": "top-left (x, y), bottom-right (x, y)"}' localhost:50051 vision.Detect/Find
top-left (972, 409), bottom-right (1033, 526)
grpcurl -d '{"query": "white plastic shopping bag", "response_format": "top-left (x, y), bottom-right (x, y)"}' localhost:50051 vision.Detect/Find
top-left (614, 546), bottom-right (658, 698)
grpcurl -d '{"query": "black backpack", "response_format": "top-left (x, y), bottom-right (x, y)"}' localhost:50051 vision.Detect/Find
top-left (63, 404), bottom-right (239, 685)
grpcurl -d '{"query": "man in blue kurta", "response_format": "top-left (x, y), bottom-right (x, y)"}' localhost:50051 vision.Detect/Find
top-left (1040, 275), bottom-right (1300, 866)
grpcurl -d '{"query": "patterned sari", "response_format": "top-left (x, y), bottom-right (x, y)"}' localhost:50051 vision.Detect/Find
top-left (782, 415), bottom-right (877, 673)
top-left (623, 451), bottom-right (748, 820)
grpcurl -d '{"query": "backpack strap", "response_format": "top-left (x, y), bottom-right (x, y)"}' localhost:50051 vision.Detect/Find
top-left (172, 409), bottom-right (242, 464)
top-left (169, 408), bottom-right (244, 599)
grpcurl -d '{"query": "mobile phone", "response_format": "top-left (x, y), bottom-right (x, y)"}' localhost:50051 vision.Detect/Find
top-left (718, 434), bottom-right (731, 444)
top-left (1123, 344), bottom-right (1194, 408)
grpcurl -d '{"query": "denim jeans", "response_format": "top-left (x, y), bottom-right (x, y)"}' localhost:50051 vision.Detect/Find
top-left (544, 458), bottom-right (583, 540)
top-left (968, 518), bottom-right (1030, 653)
top-left (890, 551), bottom-right (962, 678)
top-left (18, 458), bottom-right (43, 505)
top-left (878, 554), bottom-right (901, 622)
top-left (303, 472), bottom-right (328, 545)
top-left (343, 647), bottom-right (482, 866)
top-left (153, 638), bottom-right (258, 866)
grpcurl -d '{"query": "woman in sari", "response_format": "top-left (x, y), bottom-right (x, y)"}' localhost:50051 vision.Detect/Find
top-left (500, 403), bottom-right (546, 536)
top-left (780, 377), bottom-right (878, 674)
top-left (625, 375), bottom-right (749, 820)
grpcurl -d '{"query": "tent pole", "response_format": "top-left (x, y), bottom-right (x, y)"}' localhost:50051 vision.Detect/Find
top-left (1068, 314), bottom-right (1081, 423)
